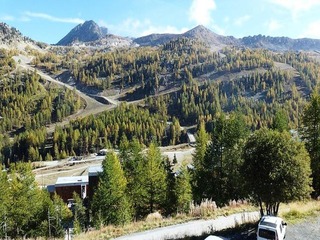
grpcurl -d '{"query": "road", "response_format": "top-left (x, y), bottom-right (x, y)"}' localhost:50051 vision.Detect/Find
top-left (216, 215), bottom-right (320, 240)
top-left (13, 54), bottom-right (115, 132)
top-left (114, 212), bottom-right (260, 240)
top-left (111, 213), bottom-right (320, 240)
top-left (285, 216), bottom-right (320, 240)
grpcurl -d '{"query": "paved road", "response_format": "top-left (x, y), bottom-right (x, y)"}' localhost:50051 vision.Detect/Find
top-left (222, 215), bottom-right (320, 240)
top-left (285, 216), bottom-right (320, 240)
top-left (114, 212), bottom-right (260, 240)
top-left (111, 214), bottom-right (320, 240)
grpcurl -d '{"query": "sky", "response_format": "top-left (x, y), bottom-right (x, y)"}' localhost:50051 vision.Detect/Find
top-left (1, 0), bottom-right (320, 44)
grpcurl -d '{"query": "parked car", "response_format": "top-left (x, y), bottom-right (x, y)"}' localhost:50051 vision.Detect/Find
top-left (257, 215), bottom-right (287, 240)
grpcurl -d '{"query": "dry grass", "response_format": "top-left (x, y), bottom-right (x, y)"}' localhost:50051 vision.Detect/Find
top-left (74, 199), bottom-right (256, 240)
top-left (280, 200), bottom-right (320, 224)
top-left (73, 200), bottom-right (320, 240)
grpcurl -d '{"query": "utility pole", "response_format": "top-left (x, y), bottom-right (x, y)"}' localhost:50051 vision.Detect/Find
top-left (4, 214), bottom-right (7, 240)
top-left (48, 210), bottom-right (51, 239)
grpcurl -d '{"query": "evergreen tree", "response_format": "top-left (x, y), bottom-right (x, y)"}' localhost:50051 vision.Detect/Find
top-left (203, 113), bottom-right (249, 205)
top-left (192, 121), bottom-right (208, 202)
top-left (0, 170), bottom-right (8, 239)
top-left (120, 138), bottom-right (145, 219)
top-left (140, 142), bottom-right (167, 214)
top-left (6, 163), bottom-right (41, 238)
top-left (302, 93), bottom-right (320, 197)
top-left (163, 157), bottom-right (177, 215)
top-left (72, 192), bottom-right (87, 234)
top-left (175, 166), bottom-right (192, 213)
top-left (272, 109), bottom-right (289, 132)
top-left (92, 152), bottom-right (131, 226)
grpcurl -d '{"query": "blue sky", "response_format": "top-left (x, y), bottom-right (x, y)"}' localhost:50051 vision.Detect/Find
top-left (1, 0), bottom-right (320, 44)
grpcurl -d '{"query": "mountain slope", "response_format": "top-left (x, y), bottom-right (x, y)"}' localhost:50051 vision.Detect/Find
top-left (134, 25), bottom-right (320, 51)
top-left (72, 34), bottom-right (135, 48)
top-left (0, 22), bottom-right (46, 50)
top-left (182, 25), bottom-right (238, 49)
top-left (240, 34), bottom-right (320, 51)
top-left (57, 20), bottom-right (108, 46)
top-left (133, 25), bottom-right (237, 49)
top-left (133, 33), bottom-right (177, 46)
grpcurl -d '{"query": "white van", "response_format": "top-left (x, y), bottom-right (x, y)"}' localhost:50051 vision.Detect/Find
top-left (257, 215), bottom-right (287, 240)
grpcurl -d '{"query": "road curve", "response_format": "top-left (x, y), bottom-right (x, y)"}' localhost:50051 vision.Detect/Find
top-left (13, 55), bottom-right (116, 132)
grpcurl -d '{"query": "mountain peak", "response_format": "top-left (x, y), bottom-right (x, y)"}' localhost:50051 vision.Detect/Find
top-left (184, 25), bottom-right (219, 38)
top-left (57, 20), bottom-right (108, 46)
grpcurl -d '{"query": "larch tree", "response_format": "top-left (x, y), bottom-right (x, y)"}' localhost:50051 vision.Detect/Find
top-left (120, 138), bottom-right (145, 219)
top-left (91, 151), bottom-right (131, 226)
top-left (301, 93), bottom-right (320, 197)
top-left (191, 121), bottom-right (208, 202)
top-left (140, 142), bottom-right (167, 215)
top-left (0, 170), bottom-right (8, 239)
top-left (242, 128), bottom-right (312, 216)
top-left (175, 166), bottom-right (192, 213)
top-left (203, 113), bottom-right (249, 205)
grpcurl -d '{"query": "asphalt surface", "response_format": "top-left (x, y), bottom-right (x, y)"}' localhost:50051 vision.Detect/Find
top-left (285, 216), bottom-right (320, 240)
top-left (113, 214), bottom-right (320, 240)
top-left (114, 212), bottom-right (260, 240)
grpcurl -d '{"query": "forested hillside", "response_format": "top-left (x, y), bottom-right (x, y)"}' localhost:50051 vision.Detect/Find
top-left (2, 37), bottom-right (320, 163)
top-left (2, 20), bottom-right (320, 239)
top-left (0, 49), bottom-right (84, 163)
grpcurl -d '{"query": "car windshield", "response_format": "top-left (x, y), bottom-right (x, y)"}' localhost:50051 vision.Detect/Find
top-left (259, 228), bottom-right (276, 239)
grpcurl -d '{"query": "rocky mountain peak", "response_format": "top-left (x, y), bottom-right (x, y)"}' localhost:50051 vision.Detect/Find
top-left (0, 22), bottom-right (25, 44)
top-left (184, 25), bottom-right (216, 37)
top-left (56, 20), bottom-right (108, 46)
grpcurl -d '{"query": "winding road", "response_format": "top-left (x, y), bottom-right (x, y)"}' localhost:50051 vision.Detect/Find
top-left (13, 54), bottom-right (116, 132)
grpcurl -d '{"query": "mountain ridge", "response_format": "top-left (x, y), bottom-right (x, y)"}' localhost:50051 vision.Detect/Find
top-left (2, 20), bottom-right (320, 52)
top-left (0, 22), bottom-right (46, 51)
top-left (133, 25), bottom-right (320, 51)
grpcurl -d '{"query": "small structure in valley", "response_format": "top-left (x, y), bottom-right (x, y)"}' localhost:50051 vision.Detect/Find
top-left (187, 132), bottom-right (196, 146)
top-left (88, 165), bottom-right (103, 200)
top-left (55, 176), bottom-right (88, 202)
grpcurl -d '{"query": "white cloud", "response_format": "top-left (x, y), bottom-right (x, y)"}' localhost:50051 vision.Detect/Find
top-left (99, 18), bottom-right (188, 37)
top-left (301, 20), bottom-right (320, 38)
top-left (266, 19), bottom-right (282, 32)
top-left (234, 15), bottom-right (251, 26)
top-left (24, 12), bottom-right (84, 24)
top-left (269, 0), bottom-right (320, 17)
top-left (188, 0), bottom-right (216, 26)
top-left (141, 25), bottom-right (189, 36)
top-left (0, 15), bottom-right (15, 21)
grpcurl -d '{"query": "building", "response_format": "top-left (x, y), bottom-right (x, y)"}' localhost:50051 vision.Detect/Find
top-left (55, 176), bottom-right (88, 202)
top-left (187, 132), bottom-right (196, 146)
top-left (88, 165), bottom-right (103, 200)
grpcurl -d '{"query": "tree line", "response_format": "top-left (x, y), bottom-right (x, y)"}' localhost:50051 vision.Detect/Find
top-left (1, 94), bottom-right (320, 236)
top-left (0, 163), bottom-right (73, 239)
top-left (84, 109), bottom-right (315, 228)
